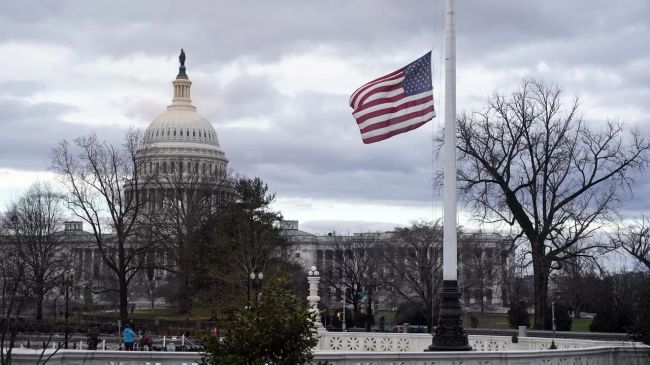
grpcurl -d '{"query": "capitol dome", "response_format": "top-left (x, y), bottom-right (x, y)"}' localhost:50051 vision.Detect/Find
top-left (138, 49), bottom-right (228, 188)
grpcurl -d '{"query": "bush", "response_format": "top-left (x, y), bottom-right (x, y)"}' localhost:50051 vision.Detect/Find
top-left (590, 307), bottom-right (632, 333)
top-left (395, 302), bottom-right (427, 326)
top-left (544, 303), bottom-right (572, 331)
top-left (626, 279), bottom-right (650, 344)
top-left (200, 276), bottom-right (319, 365)
top-left (507, 301), bottom-right (530, 329)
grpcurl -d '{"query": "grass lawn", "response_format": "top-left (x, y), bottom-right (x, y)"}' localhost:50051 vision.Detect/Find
top-left (462, 312), bottom-right (593, 332)
top-left (105, 307), bottom-right (214, 321)
top-left (571, 317), bottom-right (592, 332)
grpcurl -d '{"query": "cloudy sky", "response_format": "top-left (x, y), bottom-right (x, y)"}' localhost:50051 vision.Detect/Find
top-left (0, 0), bottom-right (649, 237)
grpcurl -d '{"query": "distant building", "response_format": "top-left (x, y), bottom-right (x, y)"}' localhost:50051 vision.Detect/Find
top-left (282, 220), bottom-right (515, 313)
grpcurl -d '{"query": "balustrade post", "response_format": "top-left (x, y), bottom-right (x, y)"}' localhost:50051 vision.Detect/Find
top-left (307, 266), bottom-right (325, 332)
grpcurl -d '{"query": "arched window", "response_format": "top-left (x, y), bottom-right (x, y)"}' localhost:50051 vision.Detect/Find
top-left (199, 131), bottom-right (202, 137)
top-left (171, 161), bottom-right (175, 173)
top-left (174, 130), bottom-right (177, 136)
top-left (162, 162), bottom-right (167, 173)
top-left (193, 130), bottom-right (196, 137)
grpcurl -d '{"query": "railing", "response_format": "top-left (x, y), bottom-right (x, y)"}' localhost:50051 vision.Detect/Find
top-left (15, 334), bottom-right (200, 352)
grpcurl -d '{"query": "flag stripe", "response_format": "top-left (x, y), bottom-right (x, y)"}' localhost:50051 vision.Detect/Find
top-left (359, 87), bottom-right (404, 109)
top-left (354, 93), bottom-right (434, 123)
top-left (352, 92), bottom-right (408, 115)
top-left (361, 111), bottom-right (434, 144)
top-left (360, 102), bottom-right (434, 133)
top-left (352, 75), bottom-right (405, 110)
top-left (349, 69), bottom-right (403, 107)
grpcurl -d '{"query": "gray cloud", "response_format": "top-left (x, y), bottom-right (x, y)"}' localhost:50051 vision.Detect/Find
top-left (299, 220), bottom-right (404, 236)
top-left (0, 98), bottom-right (127, 170)
top-left (0, 0), bottom-right (649, 230)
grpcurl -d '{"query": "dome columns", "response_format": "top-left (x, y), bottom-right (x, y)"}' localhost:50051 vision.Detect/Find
top-left (172, 79), bottom-right (192, 106)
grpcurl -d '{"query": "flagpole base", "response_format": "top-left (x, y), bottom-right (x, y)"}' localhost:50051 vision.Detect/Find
top-left (426, 280), bottom-right (472, 351)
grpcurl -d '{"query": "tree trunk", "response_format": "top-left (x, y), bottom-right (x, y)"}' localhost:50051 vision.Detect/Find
top-left (532, 253), bottom-right (550, 329)
top-left (119, 275), bottom-right (129, 320)
top-left (35, 296), bottom-right (43, 321)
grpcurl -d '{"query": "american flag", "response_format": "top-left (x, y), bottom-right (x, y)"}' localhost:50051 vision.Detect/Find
top-left (349, 52), bottom-right (435, 144)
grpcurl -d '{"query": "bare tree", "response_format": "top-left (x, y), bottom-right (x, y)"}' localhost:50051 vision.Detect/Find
top-left (451, 79), bottom-right (650, 328)
top-left (459, 231), bottom-right (513, 314)
top-left (143, 160), bottom-right (232, 314)
top-left (612, 216), bottom-right (650, 270)
top-left (553, 253), bottom-right (601, 318)
top-left (380, 221), bottom-right (442, 331)
top-left (50, 130), bottom-right (156, 319)
top-left (2, 183), bottom-right (69, 320)
top-left (323, 234), bottom-right (379, 328)
top-left (0, 234), bottom-right (26, 365)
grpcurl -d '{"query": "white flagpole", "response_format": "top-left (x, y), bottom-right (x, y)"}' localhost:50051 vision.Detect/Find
top-left (428, 0), bottom-right (470, 351)
top-left (442, 0), bottom-right (457, 281)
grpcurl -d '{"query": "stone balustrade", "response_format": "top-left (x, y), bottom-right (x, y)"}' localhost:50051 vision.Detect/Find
top-left (6, 333), bottom-right (649, 365)
top-left (316, 332), bottom-right (645, 352)
top-left (314, 346), bottom-right (650, 365)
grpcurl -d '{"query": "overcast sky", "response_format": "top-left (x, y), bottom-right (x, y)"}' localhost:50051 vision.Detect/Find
top-left (0, 0), bottom-right (648, 239)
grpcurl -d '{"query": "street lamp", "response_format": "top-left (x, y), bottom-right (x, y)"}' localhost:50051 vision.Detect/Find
top-left (63, 273), bottom-right (73, 349)
top-left (249, 271), bottom-right (263, 303)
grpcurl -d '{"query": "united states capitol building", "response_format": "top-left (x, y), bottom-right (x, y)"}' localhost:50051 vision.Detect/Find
top-left (59, 52), bottom-right (514, 315)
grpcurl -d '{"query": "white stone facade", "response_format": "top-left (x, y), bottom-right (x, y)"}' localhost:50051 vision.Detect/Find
top-left (282, 220), bottom-right (515, 313)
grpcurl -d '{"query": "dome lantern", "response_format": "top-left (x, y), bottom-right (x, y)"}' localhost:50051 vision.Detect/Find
top-left (171, 49), bottom-right (193, 108)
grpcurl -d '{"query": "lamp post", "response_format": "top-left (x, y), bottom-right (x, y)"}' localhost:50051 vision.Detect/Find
top-left (307, 266), bottom-right (324, 332)
top-left (249, 271), bottom-right (263, 303)
top-left (341, 288), bottom-right (347, 332)
top-left (63, 273), bottom-right (73, 349)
